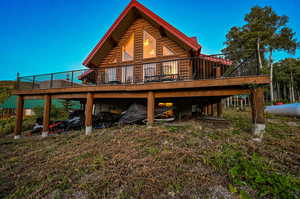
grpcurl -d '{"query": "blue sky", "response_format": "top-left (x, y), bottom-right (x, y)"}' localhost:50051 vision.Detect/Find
top-left (0, 0), bottom-right (299, 80)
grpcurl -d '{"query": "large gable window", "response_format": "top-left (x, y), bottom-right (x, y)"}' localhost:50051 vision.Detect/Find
top-left (163, 46), bottom-right (175, 56)
top-left (122, 33), bottom-right (134, 61)
top-left (143, 31), bottom-right (156, 59)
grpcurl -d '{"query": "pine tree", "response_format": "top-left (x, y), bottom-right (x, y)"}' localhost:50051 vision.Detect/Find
top-left (223, 6), bottom-right (299, 102)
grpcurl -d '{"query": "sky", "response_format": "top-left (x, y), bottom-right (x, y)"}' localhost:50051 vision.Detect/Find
top-left (0, 0), bottom-right (299, 80)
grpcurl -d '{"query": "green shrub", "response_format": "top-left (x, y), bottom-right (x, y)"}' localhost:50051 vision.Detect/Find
top-left (0, 117), bottom-right (35, 137)
top-left (211, 145), bottom-right (300, 198)
top-left (33, 105), bottom-right (68, 121)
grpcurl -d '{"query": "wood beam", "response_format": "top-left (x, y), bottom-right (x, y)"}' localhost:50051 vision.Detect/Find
top-left (42, 94), bottom-right (51, 137)
top-left (208, 104), bottom-right (213, 116)
top-left (94, 92), bottom-right (147, 98)
top-left (250, 87), bottom-right (266, 136)
top-left (85, 92), bottom-right (94, 135)
top-left (159, 26), bottom-right (167, 37)
top-left (19, 89), bottom-right (250, 102)
top-left (203, 105), bottom-right (208, 115)
top-left (217, 100), bottom-right (223, 118)
top-left (14, 95), bottom-right (24, 139)
top-left (147, 91), bottom-right (155, 124)
top-left (109, 36), bottom-right (118, 47)
top-left (155, 88), bottom-right (250, 98)
top-left (250, 87), bottom-right (265, 124)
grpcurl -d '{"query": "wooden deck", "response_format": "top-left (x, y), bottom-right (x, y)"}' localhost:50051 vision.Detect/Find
top-left (14, 75), bottom-right (270, 98)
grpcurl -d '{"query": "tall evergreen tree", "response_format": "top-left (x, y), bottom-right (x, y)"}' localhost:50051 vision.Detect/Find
top-left (223, 6), bottom-right (299, 101)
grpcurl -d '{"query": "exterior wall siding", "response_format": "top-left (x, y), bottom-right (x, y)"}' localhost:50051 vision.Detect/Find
top-left (95, 18), bottom-right (192, 81)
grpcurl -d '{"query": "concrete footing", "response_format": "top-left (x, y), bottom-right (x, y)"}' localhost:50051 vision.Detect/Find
top-left (85, 126), bottom-right (92, 135)
top-left (41, 131), bottom-right (48, 138)
top-left (252, 123), bottom-right (266, 137)
top-left (14, 135), bottom-right (21, 139)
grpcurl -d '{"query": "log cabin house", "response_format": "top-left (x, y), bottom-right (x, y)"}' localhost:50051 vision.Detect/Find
top-left (13, 0), bottom-right (270, 138)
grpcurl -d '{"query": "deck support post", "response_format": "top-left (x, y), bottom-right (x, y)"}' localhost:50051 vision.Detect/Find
top-left (204, 105), bottom-right (208, 115)
top-left (208, 104), bottom-right (213, 116)
top-left (147, 91), bottom-right (155, 124)
top-left (250, 87), bottom-right (265, 137)
top-left (85, 93), bottom-right (94, 135)
top-left (217, 99), bottom-right (223, 118)
top-left (14, 95), bottom-right (24, 139)
top-left (42, 94), bottom-right (51, 137)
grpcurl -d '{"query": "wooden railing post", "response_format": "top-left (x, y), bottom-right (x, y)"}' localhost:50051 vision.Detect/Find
top-left (14, 95), bottom-right (24, 139)
top-left (42, 94), bottom-right (51, 137)
top-left (85, 92), bottom-right (94, 135)
top-left (147, 91), bottom-right (155, 124)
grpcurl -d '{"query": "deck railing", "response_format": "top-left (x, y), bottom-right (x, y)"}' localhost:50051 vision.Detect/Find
top-left (16, 53), bottom-right (260, 90)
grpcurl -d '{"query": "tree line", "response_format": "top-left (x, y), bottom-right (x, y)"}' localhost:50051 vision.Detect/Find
top-left (222, 5), bottom-right (299, 103)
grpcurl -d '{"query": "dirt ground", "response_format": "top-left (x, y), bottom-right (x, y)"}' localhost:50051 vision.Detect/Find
top-left (0, 109), bottom-right (299, 199)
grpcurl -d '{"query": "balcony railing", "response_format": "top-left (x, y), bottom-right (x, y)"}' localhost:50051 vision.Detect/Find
top-left (16, 53), bottom-right (260, 90)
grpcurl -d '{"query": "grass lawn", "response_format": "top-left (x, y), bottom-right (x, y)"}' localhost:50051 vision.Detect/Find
top-left (0, 109), bottom-right (299, 198)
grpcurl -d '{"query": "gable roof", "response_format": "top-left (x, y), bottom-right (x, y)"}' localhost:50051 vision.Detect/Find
top-left (83, 0), bottom-right (201, 67)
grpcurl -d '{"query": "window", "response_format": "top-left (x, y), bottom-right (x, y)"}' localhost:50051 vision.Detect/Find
top-left (143, 31), bottom-right (156, 59)
top-left (163, 46), bottom-right (175, 56)
top-left (105, 68), bottom-right (117, 83)
top-left (143, 63), bottom-right (157, 82)
top-left (122, 66), bottom-right (133, 83)
top-left (122, 33), bottom-right (134, 61)
top-left (162, 61), bottom-right (178, 80)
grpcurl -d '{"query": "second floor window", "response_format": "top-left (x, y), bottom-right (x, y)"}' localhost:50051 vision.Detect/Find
top-left (143, 31), bottom-right (156, 59)
top-left (105, 68), bottom-right (117, 82)
top-left (122, 33), bottom-right (134, 61)
top-left (163, 46), bottom-right (175, 56)
top-left (143, 63), bottom-right (157, 82)
top-left (122, 66), bottom-right (133, 83)
top-left (162, 61), bottom-right (178, 81)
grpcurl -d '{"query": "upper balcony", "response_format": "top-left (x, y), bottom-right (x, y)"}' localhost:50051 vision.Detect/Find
top-left (15, 53), bottom-right (270, 95)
